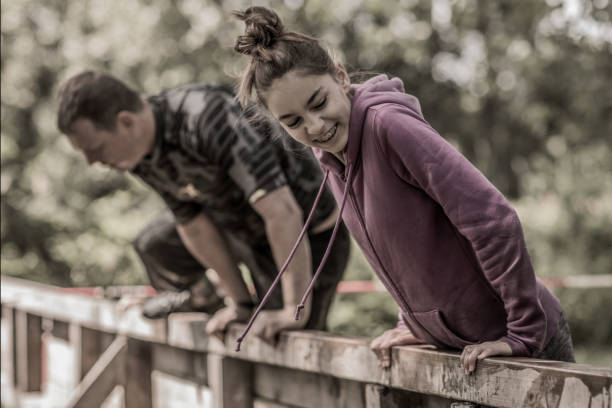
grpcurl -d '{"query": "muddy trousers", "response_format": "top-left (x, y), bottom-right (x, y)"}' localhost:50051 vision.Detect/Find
top-left (133, 211), bottom-right (350, 330)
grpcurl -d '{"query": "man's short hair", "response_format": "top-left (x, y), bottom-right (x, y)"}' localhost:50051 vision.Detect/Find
top-left (56, 71), bottom-right (144, 134)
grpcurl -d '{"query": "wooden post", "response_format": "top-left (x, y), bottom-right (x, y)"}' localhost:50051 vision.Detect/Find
top-left (366, 384), bottom-right (457, 408)
top-left (66, 336), bottom-right (127, 408)
top-left (208, 353), bottom-right (253, 408)
top-left (1, 306), bottom-right (18, 408)
top-left (125, 338), bottom-right (153, 408)
top-left (14, 310), bottom-right (42, 392)
top-left (4, 306), bottom-right (17, 388)
top-left (79, 326), bottom-right (115, 380)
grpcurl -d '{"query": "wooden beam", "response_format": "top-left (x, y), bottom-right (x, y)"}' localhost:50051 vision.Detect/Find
top-left (125, 338), bottom-right (153, 408)
top-left (254, 363), bottom-right (363, 408)
top-left (0, 276), bottom-right (165, 343)
top-left (365, 384), bottom-right (456, 408)
top-left (1, 306), bottom-right (18, 408)
top-left (215, 326), bottom-right (612, 408)
top-left (208, 354), bottom-right (253, 408)
top-left (253, 397), bottom-right (298, 408)
top-left (79, 326), bottom-right (116, 381)
top-left (152, 342), bottom-right (207, 385)
top-left (14, 310), bottom-right (42, 392)
top-left (167, 312), bottom-right (210, 351)
top-left (65, 335), bottom-right (127, 408)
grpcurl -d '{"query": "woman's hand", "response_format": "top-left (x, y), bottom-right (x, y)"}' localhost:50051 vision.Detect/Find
top-left (370, 328), bottom-right (425, 368)
top-left (460, 340), bottom-right (512, 375)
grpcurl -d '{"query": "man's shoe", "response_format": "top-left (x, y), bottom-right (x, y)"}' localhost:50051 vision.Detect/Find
top-left (142, 291), bottom-right (191, 319)
top-left (141, 291), bottom-right (225, 319)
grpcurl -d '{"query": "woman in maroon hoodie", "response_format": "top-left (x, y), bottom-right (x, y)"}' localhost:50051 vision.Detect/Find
top-left (230, 6), bottom-right (575, 373)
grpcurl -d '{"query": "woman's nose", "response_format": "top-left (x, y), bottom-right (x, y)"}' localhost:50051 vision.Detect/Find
top-left (304, 114), bottom-right (325, 136)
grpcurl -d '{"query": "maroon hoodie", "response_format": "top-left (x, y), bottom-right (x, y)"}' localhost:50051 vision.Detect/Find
top-left (312, 75), bottom-right (562, 357)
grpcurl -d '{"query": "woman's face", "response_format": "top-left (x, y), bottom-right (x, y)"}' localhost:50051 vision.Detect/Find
top-left (264, 66), bottom-right (352, 160)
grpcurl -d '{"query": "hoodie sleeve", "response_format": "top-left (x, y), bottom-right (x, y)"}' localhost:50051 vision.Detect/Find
top-left (373, 104), bottom-right (546, 356)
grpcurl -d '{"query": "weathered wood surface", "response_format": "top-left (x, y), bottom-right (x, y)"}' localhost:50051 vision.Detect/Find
top-left (254, 363), bottom-right (363, 408)
top-left (2, 276), bottom-right (612, 408)
top-left (66, 335), bottom-right (127, 408)
top-left (366, 384), bottom-right (456, 408)
top-left (208, 354), bottom-right (253, 408)
top-left (14, 310), bottom-right (42, 392)
top-left (0, 277), bottom-right (166, 342)
top-left (152, 342), bottom-right (207, 385)
top-left (125, 338), bottom-right (153, 408)
top-left (77, 326), bottom-right (116, 381)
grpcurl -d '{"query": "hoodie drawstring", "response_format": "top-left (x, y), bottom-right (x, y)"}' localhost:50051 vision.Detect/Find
top-left (294, 165), bottom-right (353, 320)
top-left (235, 170), bottom-right (330, 351)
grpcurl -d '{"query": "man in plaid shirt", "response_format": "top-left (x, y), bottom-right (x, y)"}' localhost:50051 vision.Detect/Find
top-left (56, 71), bottom-right (349, 342)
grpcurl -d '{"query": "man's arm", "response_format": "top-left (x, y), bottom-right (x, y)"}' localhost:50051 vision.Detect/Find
top-left (177, 212), bottom-right (252, 305)
top-left (250, 185), bottom-right (313, 340)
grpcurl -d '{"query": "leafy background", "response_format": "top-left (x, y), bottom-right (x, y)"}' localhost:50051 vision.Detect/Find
top-left (2, 0), bottom-right (611, 365)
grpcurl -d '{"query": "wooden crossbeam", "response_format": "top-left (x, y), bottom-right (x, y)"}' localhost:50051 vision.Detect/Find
top-left (65, 335), bottom-right (127, 408)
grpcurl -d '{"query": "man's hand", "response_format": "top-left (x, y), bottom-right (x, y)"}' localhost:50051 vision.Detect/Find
top-left (460, 340), bottom-right (512, 375)
top-left (205, 305), bottom-right (252, 341)
top-left (370, 328), bottom-right (425, 368)
top-left (250, 307), bottom-right (308, 345)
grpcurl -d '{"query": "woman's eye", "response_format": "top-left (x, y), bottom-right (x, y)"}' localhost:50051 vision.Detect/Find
top-left (313, 97), bottom-right (327, 110)
top-left (288, 118), bottom-right (301, 128)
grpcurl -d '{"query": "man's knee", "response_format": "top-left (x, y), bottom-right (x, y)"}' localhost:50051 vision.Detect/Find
top-left (133, 212), bottom-right (177, 259)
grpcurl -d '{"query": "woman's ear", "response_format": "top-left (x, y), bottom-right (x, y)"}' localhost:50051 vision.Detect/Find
top-left (335, 63), bottom-right (351, 91)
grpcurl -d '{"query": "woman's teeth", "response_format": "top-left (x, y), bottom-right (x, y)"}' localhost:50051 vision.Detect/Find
top-left (318, 125), bottom-right (337, 143)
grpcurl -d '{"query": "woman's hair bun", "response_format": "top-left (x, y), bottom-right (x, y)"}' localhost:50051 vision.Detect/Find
top-left (233, 7), bottom-right (284, 57)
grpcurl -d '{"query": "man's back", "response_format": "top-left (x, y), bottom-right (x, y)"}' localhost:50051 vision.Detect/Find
top-left (132, 83), bottom-right (336, 245)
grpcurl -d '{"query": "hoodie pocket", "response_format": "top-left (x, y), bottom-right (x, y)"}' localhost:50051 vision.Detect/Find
top-left (411, 309), bottom-right (475, 350)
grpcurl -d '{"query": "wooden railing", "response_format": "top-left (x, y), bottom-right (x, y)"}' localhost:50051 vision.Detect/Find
top-left (1, 276), bottom-right (611, 408)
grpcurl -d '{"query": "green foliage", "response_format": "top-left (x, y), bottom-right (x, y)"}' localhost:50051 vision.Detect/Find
top-left (2, 0), bottom-right (611, 356)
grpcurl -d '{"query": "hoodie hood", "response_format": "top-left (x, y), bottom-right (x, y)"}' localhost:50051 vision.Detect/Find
top-left (315, 74), bottom-right (422, 173)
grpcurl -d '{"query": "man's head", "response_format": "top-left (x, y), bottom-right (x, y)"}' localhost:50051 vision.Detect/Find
top-left (57, 71), bottom-right (154, 171)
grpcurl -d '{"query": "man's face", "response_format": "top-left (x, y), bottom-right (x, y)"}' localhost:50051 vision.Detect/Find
top-left (67, 117), bottom-right (145, 172)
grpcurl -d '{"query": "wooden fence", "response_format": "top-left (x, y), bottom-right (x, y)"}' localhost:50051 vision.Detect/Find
top-left (1, 276), bottom-right (611, 408)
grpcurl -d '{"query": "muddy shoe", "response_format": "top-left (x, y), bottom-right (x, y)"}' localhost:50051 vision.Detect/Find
top-left (141, 291), bottom-right (225, 319)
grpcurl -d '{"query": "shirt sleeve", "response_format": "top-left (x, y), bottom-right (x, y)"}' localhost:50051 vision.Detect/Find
top-left (186, 92), bottom-right (288, 205)
top-left (157, 187), bottom-right (202, 225)
top-left (375, 103), bottom-right (546, 356)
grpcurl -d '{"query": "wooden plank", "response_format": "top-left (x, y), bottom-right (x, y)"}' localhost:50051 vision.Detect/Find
top-left (51, 319), bottom-right (70, 340)
top-left (1, 306), bottom-right (18, 408)
top-left (365, 384), bottom-right (456, 408)
top-left (117, 306), bottom-right (166, 343)
top-left (254, 363), bottom-right (364, 408)
top-left (79, 326), bottom-right (116, 380)
top-left (66, 335), bottom-right (127, 408)
top-left (208, 354), bottom-right (253, 408)
top-left (254, 397), bottom-right (298, 408)
top-left (152, 342), bottom-right (207, 385)
top-left (14, 310), bottom-right (42, 392)
top-left (218, 326), bottom-right (612, 408)
top-left (151, 371), bottom-right (211, 408)
top-left (390, 351), bottom-right (612, 408)
top-left (125, 338), bottom-right (153, 408)
top-left (0, 276), bottom-right (165, 343)
top-left (167, 312), bottom-right (210, 351)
